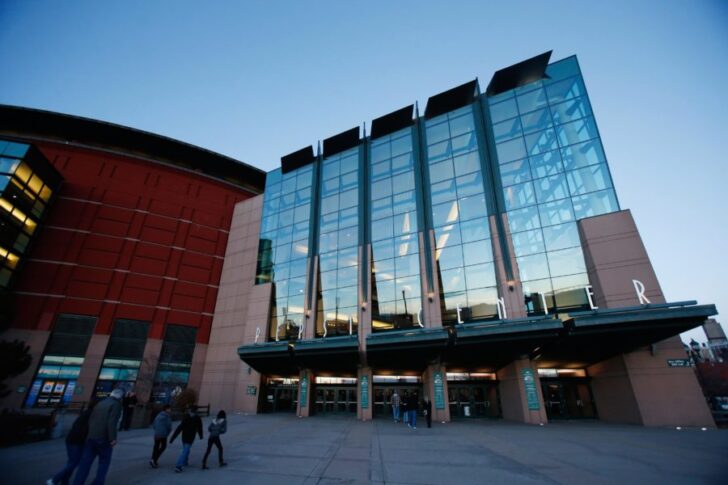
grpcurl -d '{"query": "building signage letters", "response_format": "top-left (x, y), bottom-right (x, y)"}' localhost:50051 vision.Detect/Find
top-left (300, 376), bottom-right (308, 408)
top-left (521, 368), bottom-right (541, 410)
top-left (433, 371), bottom-right (445, 409)
top-left (667, 359), bottom-right (691, 367)
top-left (360, 375), bottom-right (369, 409)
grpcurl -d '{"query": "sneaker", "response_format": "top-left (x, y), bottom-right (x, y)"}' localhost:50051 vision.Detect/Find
top-left (174, 467), bottom-right (182, 473)
top-left (413, 426), bottom-right (417, 429)
top-left (219, 462), bottom-right (227, 467)
top-left (202, 464), bottom-right (209, 470)
top-left (46, 480), bottom-right (55, 485)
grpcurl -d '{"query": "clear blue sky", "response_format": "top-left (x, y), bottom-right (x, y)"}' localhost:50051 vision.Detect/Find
top-left (1, 0), bottom-right (726, 343)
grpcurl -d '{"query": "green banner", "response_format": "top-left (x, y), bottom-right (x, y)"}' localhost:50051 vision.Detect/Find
top-left (433, 371), bottom-right (445, 409)
top-left (521, 368), bottom-right (540, 410)
top-left (300, 376), bottom-right (308, 408)
top-left (360, 375), bottom-right (369, 409)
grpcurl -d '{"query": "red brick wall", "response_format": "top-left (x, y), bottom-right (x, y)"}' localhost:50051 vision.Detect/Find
top-left (11, 141), bottom-right (256, 344)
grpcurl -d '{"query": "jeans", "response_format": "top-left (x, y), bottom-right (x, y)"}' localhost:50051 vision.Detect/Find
top-left (403, 410), bottom-right (409, 424)
top-left (392, 405), bottom-right (400, 422)
top-left (203, 437), bottom-right (224, 465)
top-left (151, 437), bottom-right (167, 463)
top-left (52, 442), bottom-right (84, 485)
top-left (175, 443), bottom-right (192, 468)
top-left (409, 410), bottom-right (417, 427)
top-left (72, 438), bottom-right (113, 485)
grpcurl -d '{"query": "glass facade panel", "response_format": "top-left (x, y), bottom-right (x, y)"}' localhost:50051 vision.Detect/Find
top-left (369, 129), bottom-right (423, 332)
top-left (487, 55), bottom-right (619, 316)
top-left (425, 106), bottom-right (497, 324)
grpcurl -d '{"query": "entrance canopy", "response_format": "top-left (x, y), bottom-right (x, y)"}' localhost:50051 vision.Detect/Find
top-left (238, 302), bottom-right (717, 374)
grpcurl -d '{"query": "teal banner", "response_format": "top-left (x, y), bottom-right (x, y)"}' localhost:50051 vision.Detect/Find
top-left (300, 376), bottom-right (308, 408)
top-left (360, 375), bottom-right (369, 409)
top-left (433, 371), bottom-right (445, 409)
top-left (521, 368), bottom-right (540, 410)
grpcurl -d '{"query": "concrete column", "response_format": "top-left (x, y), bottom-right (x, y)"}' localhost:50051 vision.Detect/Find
top-left (75, 334), bottom-right (110, 404)
top-left (357, 366), bottom-right (373, 421)
top-left (304, 256), bottom-right (317, 340)
top-left (422, 364), bottom-right (451, 423)
top-left (421, 230), bottom-right (442, 327)
top-left (187, 343), bottom-right (208, 403)
top-left (0, 329), bottom-right (50, 409)
top-left (496, 358), bottom-right (547, 425)
top-left (296, 369), bottom-right (314, 417)
top-left (490, 214), bottom-right (527, 319)
top-left (135, 338), bottom-right (162, 404)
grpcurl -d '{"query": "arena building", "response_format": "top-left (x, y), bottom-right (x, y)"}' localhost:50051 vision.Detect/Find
top-left (0, 52), bottom-right (718, 427)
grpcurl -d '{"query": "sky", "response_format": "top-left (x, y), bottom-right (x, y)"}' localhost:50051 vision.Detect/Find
top-left (1, 0), bottom-right (726, 343)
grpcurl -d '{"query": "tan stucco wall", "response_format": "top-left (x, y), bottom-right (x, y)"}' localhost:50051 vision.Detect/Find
top-left (199, 195), bottom-right (265, 413)
top-left (580, 209), bottom-right (714, 427)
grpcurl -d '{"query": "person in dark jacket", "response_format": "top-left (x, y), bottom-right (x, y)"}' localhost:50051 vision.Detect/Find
top-left (170, 406), bottom-right (203, 473)
top-left (120, 391), bottom-right (137, 431)
top-left (149, 404), bottom-right (173, 468)
top-left (407, 392), bottom-right (418, 429)
top-left (72, 388), bottom-right (124, 485)
top-left (202, 410), bottom-right (228, 469)
top-left (46, 401), bottom-right (97, 485)
top-left (423, 396), bottom-right (432, 428)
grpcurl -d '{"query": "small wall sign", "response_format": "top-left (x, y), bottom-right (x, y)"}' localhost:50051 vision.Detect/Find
top-left (247, 385), bottom-right (257, 395)
top-left (667, 359), bottom-right (691, 367)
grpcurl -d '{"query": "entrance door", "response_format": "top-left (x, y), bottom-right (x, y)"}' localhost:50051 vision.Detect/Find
top-left (448, 382), bottom-right (501, 418)
top-left (314, 386), bottom-right (356, 415)
top-left (373, 385), bottom-right (422, 417)
top-left (540, 378), bottom-right (597, 419)
top-left (263, 384), bottom-right (298, 413)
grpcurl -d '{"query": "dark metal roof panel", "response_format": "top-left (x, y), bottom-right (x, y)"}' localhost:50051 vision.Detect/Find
top-left (280, 145), bottom-right (315, 174)
top-left (486, 51), bottom-right (553, 96)
top-left (0, 104), bottom-right (266, 193)
top-left (323, 126), bottom-right (360, 158)
top-left (370, 105), bottom-right (414, 140)
top-left (424, 80), bottom-right (478, 119)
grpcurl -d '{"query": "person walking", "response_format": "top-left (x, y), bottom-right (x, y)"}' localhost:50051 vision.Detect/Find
top-left (402, 391), bottom-right (409, 426)
top-left (390, 390), bottom-right (401, 423)
top-left (149, 404), bottom-right (173, 468)
top-left (408, 392), bottom-right (418, 429)
top-left (169, 406), bottom-right (203, 473)
top-left (72, 389), bottom-right (123, 485)
top-left (423, 396), bottom-right (432, 428)
top-left (120, 391), bottom-right (137, 431)
top-left (46, 401), bottom-right (97, 485)
top-left (202, 410), bottom-right (228, 469)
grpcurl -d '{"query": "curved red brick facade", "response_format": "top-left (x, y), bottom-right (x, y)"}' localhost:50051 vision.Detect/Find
top-left (12, 141), bottom-right (256, 344)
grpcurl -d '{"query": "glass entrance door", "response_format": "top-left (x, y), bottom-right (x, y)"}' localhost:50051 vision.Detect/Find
top-left (314, 386), bottom-right (356, 414)
top-left (447, 382), bottom-right (501, 418)
top-left (540, 378), bottom-right (597, 419)
top-left (372, 385), bottom-right (423, 417)
top-left (262, 379), bottom-right (299, 413)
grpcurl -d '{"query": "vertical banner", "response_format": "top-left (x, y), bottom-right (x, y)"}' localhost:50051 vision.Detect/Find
top-left (300, 376), bottom-right (308, 408)
top-left (521, 368), bottom-right (540, 410)
top-left (360, 375), bottom-right (369, 409)
top-left (433, 371), bottom-right (445, 409)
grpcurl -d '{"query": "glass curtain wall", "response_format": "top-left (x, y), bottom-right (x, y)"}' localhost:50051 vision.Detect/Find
top-left (0, 140), bottom-right (55, 287)
top-left (315, 147), bottom-right (360, 337)
top-left (486, 56), bottom-right (619, 315)
top-left (369, 128), bottom-right (422, 332)
top-left (151, 324), bottom-right (197, 403)
top-left (95, 319), bottom-right (150, 398)
top-left (25, 314), bottom-right (96, 407)
top-left (424, 106), bottom-right (499, 324)
top-left (255, 166), bottom-right (313, 341)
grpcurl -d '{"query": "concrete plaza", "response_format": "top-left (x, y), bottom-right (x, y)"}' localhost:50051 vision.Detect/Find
top-left (1, 414), bottom-right (726, 485)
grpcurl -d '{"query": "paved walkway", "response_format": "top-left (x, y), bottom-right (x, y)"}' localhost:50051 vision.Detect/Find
top-left (1, 414), bottom-right (726, 484)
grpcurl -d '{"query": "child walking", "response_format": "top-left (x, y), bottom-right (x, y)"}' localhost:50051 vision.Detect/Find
top-left (202, 410), bottom-right (228, 469)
